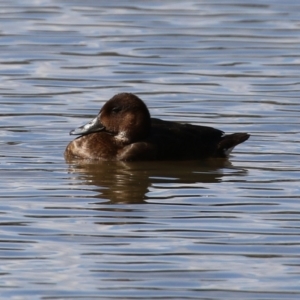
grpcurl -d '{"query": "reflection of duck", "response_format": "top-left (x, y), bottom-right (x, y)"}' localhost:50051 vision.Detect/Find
top-left (65, 160), bottom-right (247, 204)
top-left (65, 93), bottom-right (250, 161)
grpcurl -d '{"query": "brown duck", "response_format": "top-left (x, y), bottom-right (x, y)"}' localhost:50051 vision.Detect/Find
top-left (65, 93), bottom-right (250, 161)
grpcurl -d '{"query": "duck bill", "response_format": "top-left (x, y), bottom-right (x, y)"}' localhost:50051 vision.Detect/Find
top-left (70, 116), bottom-right (105, 135)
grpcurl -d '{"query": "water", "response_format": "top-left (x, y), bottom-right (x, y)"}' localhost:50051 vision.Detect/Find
top-left (1, 0), bottom-right (300, 299)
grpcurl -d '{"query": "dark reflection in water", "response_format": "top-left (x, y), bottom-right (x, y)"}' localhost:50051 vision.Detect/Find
top-left (65, 159), bottom-right (247, 203)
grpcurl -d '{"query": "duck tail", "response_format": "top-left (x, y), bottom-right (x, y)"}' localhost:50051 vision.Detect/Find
top-left (217, 133), bottom-right (250, 157)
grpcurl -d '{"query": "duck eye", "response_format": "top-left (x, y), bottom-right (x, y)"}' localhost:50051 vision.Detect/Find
top-left (112, 106), bottom-right (122, 114)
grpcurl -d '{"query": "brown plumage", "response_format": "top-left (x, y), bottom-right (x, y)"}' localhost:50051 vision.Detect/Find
top-left (65, 93), bottom-right (250, 161)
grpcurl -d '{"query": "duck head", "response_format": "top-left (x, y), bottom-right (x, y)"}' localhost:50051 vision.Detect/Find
top-left (70, 93), bottom-right (151, 143)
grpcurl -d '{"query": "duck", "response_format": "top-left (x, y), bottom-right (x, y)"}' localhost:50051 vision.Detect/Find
top-left (64, 93), bottom-right (250, 161)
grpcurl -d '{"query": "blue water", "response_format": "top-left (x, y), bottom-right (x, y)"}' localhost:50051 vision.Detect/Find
top-left (1, 1), bottom-right (300, 299)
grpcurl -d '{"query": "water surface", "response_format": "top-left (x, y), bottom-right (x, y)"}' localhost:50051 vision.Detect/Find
top-left (1, 0), bottom-right (300, 299)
